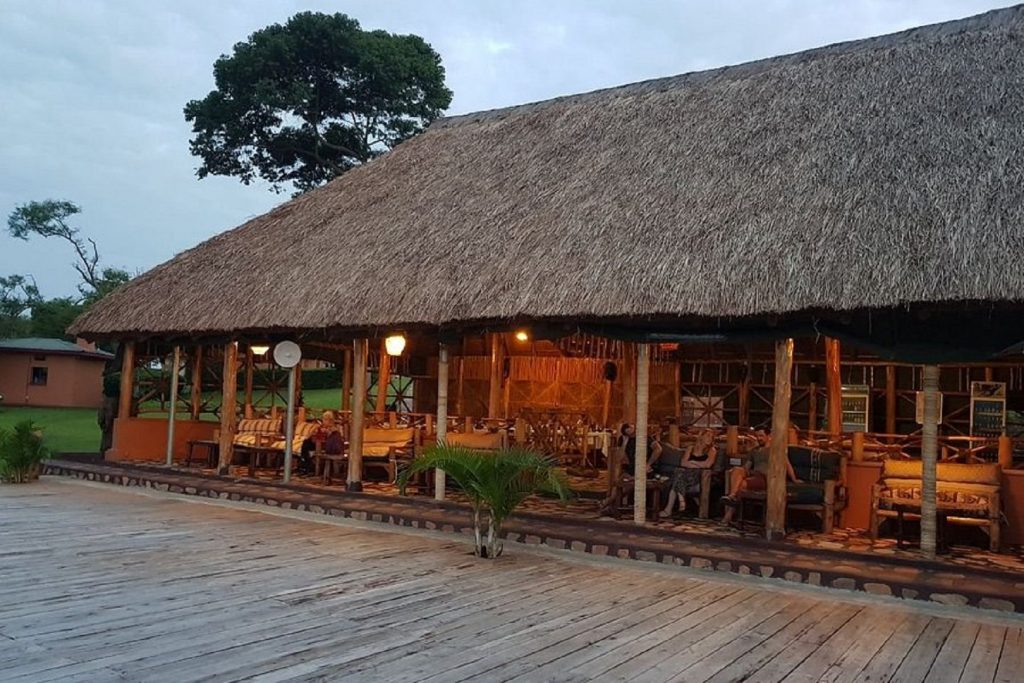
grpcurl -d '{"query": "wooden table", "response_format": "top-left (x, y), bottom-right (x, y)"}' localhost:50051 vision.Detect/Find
top-left (315, 453), bottom-right (348, 485)
top-left (185, 439), bottom-right (218, 468)
top-left (243, 446), bottom-right (283, 478)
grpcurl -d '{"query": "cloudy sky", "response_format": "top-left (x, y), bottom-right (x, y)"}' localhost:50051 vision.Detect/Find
top-left (0, 0), bottom-right (1009, 298)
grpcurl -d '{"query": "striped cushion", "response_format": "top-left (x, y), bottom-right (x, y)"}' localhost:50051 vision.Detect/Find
top-left (237, 418), bottom-right (282, 435)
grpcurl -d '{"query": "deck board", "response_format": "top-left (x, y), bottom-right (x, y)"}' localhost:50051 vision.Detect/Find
top-left (2, 479), bottom-right (1022, 683)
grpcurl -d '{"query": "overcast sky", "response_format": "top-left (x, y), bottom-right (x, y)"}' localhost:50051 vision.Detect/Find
top-left (0, 0), bottom-right (1010, 298)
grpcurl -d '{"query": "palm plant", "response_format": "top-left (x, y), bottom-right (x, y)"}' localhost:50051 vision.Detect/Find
top-left (0, 420), bottom-right (48, 484)
top-left (398, 444), bottom-right (571, 559)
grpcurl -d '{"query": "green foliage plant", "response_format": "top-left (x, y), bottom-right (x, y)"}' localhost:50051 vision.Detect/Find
top-left (398, 445), bottom-right (570, 559)
top-left (0, 420), bottom-right (48, 484)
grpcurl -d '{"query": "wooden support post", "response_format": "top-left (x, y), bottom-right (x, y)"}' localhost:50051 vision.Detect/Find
top-left (244, 347), bottom-right (254, 419)
top-left (999, 435), bottom-right (1013, 470)
top-left (435, 343), bottom-right (449, 500)
top-left (294, 364), bottom-right (303, 409)
top-left (117, 340), bottom-right (136, 420)
top-left (673, 362), bottom-right (682, 422)
top-left (165, 346), bottom-right (180, 466)
top-left (920, 364), bottom-right (940, 559)
top-left (766, 338), bottom-right (794, 540)
top-left (738, 370), bottom-right (751, 429)
top-left (623, 343), bottom-right (637, 426)
top-left (985, 367), bottom-right (994, 382)
top-left (851, 431), bottom-right (865, 462)
top-left (216, 342), bottom-right (238, 475)
top-left (341, 348), bottom-right (352, 412)
top-left (885, 365), bottom-right (897, 434)
top-left (726, 425), bottom-right (739, 457)
top-left (190, 345), bottom-right (203, 420)
top-left (488, 333), bottom-right (502, 419)
top-left (349, 339), bottom-right (368, 491)
top-left (634, 344), bottom-right (650, 525)
top-left (502, 365), bottom-right (512, 419)
top-left (825, 337), bottom-right (842, 436)
top-left (455, 356), bottom-right (465, 417)
top-left (376, 339), bottom-right (390, 414)
top-left (807, 382), bottom-right (818, 432)
top-left (601, 376), bottom-right (613, 428)
top-left (668, 423), bottom-right (681, 448)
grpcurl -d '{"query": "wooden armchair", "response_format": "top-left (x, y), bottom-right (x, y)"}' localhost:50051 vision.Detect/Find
top-left (735, 446), bottom-right (847, 533)
top-left (361, 427), bottom-right (417, 482)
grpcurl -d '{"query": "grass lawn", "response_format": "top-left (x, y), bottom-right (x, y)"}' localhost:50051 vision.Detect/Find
top-left (0, 405), bottom-right (101, 454)
top-left (139, 387), bottom-right (346, 414)
top-left (0, 389), bottom-right (351, 456)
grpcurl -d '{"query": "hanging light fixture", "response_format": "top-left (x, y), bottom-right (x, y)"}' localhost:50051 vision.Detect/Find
top-left (514, 330), bottom-right (530, 342)
top-left (384, 334), bottom-right (406, 356)
top-left (250, 344), bottom-right (270, 356)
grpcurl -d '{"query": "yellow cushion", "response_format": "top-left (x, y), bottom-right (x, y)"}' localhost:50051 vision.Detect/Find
top-left (237, 418), bottom-right (282, 435)
top-left (233, 433), bottom-right (259, 447)
top-left (881, 459), bottom-right (1000, 485)
top-left (292, 421), bottom-right (319, 439)
top-left (446, 432), bottom-right (504, 451)
top-left (364, 427), bottom-right (414, 446)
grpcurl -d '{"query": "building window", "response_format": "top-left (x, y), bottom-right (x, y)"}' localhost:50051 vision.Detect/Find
top-left (30, 367), bottom-right (48, 386)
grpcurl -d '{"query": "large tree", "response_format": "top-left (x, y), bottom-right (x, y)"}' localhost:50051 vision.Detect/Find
top-left (184, 12), bottom-right (452, 194)
top-left (4, 200), bottom-right (131, 340)
top-left (0, 275), bottom-right (40, 339)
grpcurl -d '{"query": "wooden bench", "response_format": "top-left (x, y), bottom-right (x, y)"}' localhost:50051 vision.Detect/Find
top-left (735, 446), bottom-right (847, 533)
top-left (361, 427), bottom-right (417, 482)
top-left (870, 460), bottom-right (1001, 551)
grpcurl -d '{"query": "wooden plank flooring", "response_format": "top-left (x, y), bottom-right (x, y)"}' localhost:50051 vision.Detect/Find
top-left (1, 480), bottom-right (1022, 683)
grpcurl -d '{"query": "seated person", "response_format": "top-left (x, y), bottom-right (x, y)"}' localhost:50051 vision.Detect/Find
top-left (298, 410), bottom-right (343, 475)
top-left (622, 422), bottom-right (663, 474)
top-left (660, 429), bottom-right (718, 517)
top-left (720, 430), bottom-right (801, 525)
top-left (598, 423), bottom-right (662, 517)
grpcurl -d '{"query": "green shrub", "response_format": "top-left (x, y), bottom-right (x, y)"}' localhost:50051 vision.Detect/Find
top-left (0, 420), bottom-right (49, 484)
top-left (398, 445), bottom-right (570, 559)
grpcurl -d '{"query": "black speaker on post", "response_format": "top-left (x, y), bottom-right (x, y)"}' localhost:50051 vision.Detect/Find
top-left (603, 361), bottom-right (618, 382)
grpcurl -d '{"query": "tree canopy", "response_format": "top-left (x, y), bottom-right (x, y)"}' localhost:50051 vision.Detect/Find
top-left (184, 12), bottom-right (453, 194)
top-left (3, 200), bottom-right (131, 340)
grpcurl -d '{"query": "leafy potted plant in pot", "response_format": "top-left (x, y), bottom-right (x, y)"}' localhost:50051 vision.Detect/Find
top-left (399, 444), bottom-right (571, 559)
top-left (0, 420), bottom-right (49, 484)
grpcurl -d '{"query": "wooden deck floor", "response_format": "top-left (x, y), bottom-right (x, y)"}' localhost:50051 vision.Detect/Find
top-left (1, 481), bottom-right (1022, 683)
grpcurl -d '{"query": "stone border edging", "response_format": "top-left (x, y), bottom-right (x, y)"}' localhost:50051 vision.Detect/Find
top-left (42, 460), bottom-right (1023, 615)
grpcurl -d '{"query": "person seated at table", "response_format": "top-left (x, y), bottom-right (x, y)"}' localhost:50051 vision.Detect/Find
top-left (660, 429), bottom-right (719, 517)
top-left (298, 410), bottom-right (343, 475)
top-left (720, 430), bottom-right (801, 525)
top-left (622, 422), bottom-right (663, 474)
top-left (597, 423), bottom-right (663, 517)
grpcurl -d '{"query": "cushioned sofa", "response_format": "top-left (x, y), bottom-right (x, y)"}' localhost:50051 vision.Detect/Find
top-left (869, 459), bottom-right (1001, 551)
top-left (736, 446), bottom-right (847, 532)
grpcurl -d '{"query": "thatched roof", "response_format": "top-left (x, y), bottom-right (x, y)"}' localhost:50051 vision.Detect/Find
top-left (73, 5), bottom-right (1024, 341)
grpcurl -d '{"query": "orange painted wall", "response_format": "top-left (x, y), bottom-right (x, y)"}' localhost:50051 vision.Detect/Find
top-left (840, 461), bottom-right (883, 530)
top-left (108, 417), bottom-right (218, 463)
top-left (1002, 471), bottom-right (1024, 545)
top-left (0, 353), bottom-right (106, 408)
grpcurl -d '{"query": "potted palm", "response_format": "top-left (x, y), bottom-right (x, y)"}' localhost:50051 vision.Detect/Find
top-left (398, 444), bottom-right (571, 559)
top-left (0, 420), bottom-right (49, 484)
